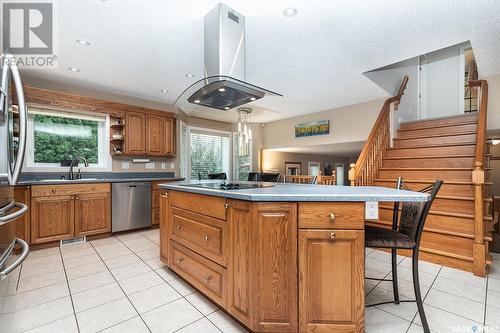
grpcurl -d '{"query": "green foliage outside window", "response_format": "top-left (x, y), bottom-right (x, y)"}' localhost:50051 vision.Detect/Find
top-left (33, 114), bottom-right (99, 164)
top-left (190, 132), bottom-right (228, 180)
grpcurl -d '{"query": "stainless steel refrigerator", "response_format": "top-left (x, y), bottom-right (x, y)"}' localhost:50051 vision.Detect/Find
top-left (0, 54), bottom-right (29, 285)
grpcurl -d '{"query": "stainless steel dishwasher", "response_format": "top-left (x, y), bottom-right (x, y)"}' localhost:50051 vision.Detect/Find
top-left (112, 182), bottom-right (152, 232)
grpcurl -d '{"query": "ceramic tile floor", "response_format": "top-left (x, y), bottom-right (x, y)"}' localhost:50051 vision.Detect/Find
top-left (0, 229), bottom-right (498, 333)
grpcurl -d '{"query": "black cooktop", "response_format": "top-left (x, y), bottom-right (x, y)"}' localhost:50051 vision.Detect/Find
top-left (180, 182), bottom-right (274, 190)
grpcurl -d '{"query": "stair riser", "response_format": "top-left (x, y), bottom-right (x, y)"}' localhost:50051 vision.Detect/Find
top-left (374, 181), bottom-right (474, 197)
top-left (378, 169), bottom-right (471, 181)
top-left (379, 207), bottom-right (474, 236)
top-left (399, 115), bottom-right (477, 131)
top-left (382, 157), bottom-right (474, 168)
top-left (386, 145), bottom-right (475, 157)
top-left (397, 123), bottom-right (477, 139)
top-left (393, 134), bottom-right (476, 148)
top-left (366, 221), bottom-right (474, 259)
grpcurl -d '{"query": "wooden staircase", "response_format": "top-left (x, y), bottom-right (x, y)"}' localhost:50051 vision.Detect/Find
top-left (349, 76), bottom-right (495, 276)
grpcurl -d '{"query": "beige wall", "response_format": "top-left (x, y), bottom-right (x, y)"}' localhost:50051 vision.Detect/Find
top-left (486, 73), bottom-right (500, 131)
top-left (261, 150), bottom-right (350, 184)
top-left (262, 99), bottom-right (384, 150)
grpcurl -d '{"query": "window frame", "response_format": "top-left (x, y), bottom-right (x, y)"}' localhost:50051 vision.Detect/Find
top-left (22, 105), bottom-right (112, 172)
top-left (180, 124), bottom-right (234, 181)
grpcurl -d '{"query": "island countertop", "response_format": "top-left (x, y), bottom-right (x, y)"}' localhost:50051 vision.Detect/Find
top-left (159, 180), bottom-right (429, 202)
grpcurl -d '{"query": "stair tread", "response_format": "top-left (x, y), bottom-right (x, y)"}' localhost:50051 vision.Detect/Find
top-left (388, 142), bottom-right (476, 150)
top-left (379, 205), bottom-right (493, 220)
top-left (374, 178), bottom-right (493, 186)
top-left (379, 167), bottom-right (473, 170)
top-left (394, 131), bottom-right (477, 140)
top-left (383, 154), bottom-right (474, 160)
top-left (369, 219), bottom-right (476, 239)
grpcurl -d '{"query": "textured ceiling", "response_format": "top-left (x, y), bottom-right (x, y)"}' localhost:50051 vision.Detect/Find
top-left (18, 0), bottom-right (500, 123)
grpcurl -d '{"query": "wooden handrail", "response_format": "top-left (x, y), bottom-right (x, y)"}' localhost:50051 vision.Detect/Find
top-left (349, 75), bottom-right (409, 186)
top-left (469, 78), bottom-right (489, 276)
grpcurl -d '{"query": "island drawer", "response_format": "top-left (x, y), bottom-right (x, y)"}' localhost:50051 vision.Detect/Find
top-left (31, 183), bottom-right (110, 197)
top-left (170, 191), bottom-right (227, 220)
top-left (298, 202), bottom-right (364, 229)
top-left (171, 207), bottom-right (227, 266)
top-left (170, 241), bottom-right (226, 306)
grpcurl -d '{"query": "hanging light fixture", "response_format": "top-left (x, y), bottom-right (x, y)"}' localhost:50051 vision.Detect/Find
top-left (237, 108), bottom-right (252, 148)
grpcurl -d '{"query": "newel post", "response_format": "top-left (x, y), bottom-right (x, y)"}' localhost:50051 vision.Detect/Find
top-left (348, 163), bottom-right (356, 186)
top-left (317, 170), bottom-right (323, 184)
top-left (472, 161), bottom-right (487, 276)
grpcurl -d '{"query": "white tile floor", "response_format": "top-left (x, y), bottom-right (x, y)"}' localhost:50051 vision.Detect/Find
top-left (0, 229), bottom-right (498, 333)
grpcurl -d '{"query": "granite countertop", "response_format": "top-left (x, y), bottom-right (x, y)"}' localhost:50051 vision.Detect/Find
top-left (17, 172), bottom-right (184, 185)
top-left (160, 180), bottom-right (430, 202)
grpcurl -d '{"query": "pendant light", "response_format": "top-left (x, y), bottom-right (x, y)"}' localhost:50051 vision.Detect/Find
top-left (237, 107), bottom-right (252, 149)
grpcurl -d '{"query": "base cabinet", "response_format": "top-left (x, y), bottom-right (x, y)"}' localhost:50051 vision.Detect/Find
top-left (31, 195), bottom-right (75, 244)
top-left (75, 192), bottom-right (111, 236)
top-left (298, 229), bottom-right (365, 333)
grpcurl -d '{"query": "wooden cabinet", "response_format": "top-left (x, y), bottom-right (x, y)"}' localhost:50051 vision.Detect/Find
top-left (125, 112), bottom-right (175, 157)
top-left (146, 115), bottom-right (166, 156)
top-left (125, 112), bottom-right (146, 155)
top-left (299, 202), bottom-right (365, 229)
top-left (31, 195), bottom-right (75, 244)
top-left (14, 186), bottom-right (31, 244)
top-left (75, 192), bottom-right (111, 236)
top-left (299, 229), bottom-right (365, 333)
top-left (31, 183), bottom-right (111, 244)
top-left (152, 181), bottom-right (161, 226)
top-left (160, 189), bottom-right (170, 263)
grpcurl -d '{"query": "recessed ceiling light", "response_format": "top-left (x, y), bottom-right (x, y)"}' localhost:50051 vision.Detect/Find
top-left (194, 99), bottom-right (200, 103)
top-left (250, 97), bottom-right (256, 101)
top-left (224, 106), bottom-right (230, 110)
top-left (218, 88), bottom-right (226, 92)
top-left (185, 74), bottom-right (194, 78)
top-left (68, 67), bottom-right (80, 72)
top-left (160, 89), bottom-right (168, 93)
top-left (76, 39), bottom-right (90, 46)
top-left (283, 7), bottom-right (298, 17)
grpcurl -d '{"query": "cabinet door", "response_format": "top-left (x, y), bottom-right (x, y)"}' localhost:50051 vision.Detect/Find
top-left (31, 195), bottom-right (75, 244)
top-left (14, 186), bottom-right (31, 244)
top-left (253, 202), bottom-right (298, 332)
top-left (74, 192), bottom-right (111, 237)
top-left (125, 112), bottom-right (146, 155)
top-left (146, 115), bottom-right (166, 156)
top-left (299, 229), bottom-right (365, 333)
top-left (165, 117), bottom-right (176, 156)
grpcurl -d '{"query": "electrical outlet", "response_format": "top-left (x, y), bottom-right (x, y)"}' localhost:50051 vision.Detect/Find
top-left (170, 163), bottom-right (175, 169)
top-left (161, 163), bottom-right (166, 169)
top-left (145, 162), bottom-right (155, 169)
top-left (365, 201), bottom-right (379, 220)
top-left (121, 162), bottom-right (129, 170)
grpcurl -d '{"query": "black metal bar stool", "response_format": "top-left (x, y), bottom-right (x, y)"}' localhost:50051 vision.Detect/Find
top-left (365, 177), bottom-right (442, 333)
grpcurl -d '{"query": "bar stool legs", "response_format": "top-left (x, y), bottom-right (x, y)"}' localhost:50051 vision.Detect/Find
top-left (412, 248), bottom-right (430, 333)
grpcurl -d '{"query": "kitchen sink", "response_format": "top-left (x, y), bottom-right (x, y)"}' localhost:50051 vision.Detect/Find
top-left (38, 178), bottom-right (99, 182)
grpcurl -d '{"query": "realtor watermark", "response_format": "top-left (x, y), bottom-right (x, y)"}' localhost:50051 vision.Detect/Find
top-left (1, 1), bottom-right (57, 68)
top-left (451, 325), bottom-right (498, 332)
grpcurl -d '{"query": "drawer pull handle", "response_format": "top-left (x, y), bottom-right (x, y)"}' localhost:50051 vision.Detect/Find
top-left (224, 203), bottom-right (230, 209)
top-left (176, 224), bottom-right (181, 229)
top-left (176, 257), bottom-right (184, 264)
top-left (51, 189), bottom-right (56, 193)
top-left (76, 196), bottom-right (79, 200)
top-left (161, 194), bottom-right (168, 198)
top-left (204, 236), bottom-right (210, 241)
top-left (330, 232), bottom-right (336, 239)
top-left (329, 213), bottom-right (336, 221)
top-left (92, 187), bottom-right (95, 191)
top-left (204, 276), bottom-right (211, 283)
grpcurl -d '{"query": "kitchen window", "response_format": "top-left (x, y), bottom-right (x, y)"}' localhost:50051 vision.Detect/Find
top-left (233, 132), bottom-right (252, 181)
top-left (179, 123), bottom-right (233, 180)
top-left (24, 106), bottom-right (111, 171)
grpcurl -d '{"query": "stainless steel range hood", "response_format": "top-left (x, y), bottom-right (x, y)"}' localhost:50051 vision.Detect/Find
top-left (174, 3), bottom-right (282, 112)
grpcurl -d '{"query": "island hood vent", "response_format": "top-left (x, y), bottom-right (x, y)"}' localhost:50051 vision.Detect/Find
top-left (174, 3), bottom-right (282, 112)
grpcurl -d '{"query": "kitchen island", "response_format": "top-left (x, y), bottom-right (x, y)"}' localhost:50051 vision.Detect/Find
top-left (158, 181), bottom-right (429, 333)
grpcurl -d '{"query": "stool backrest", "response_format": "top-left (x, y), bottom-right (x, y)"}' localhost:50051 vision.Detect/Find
top-left (208, 172), bottom-right (227, 180)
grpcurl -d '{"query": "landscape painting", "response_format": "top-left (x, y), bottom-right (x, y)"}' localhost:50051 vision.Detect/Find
top-left (295, 120), bottom-right (330, 137)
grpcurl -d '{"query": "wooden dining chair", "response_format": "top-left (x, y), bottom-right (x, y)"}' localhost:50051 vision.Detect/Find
top-left (365, 177), bottom-right (442, 333)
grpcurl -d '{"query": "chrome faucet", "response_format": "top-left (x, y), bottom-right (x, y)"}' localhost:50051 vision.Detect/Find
top-left (69, 156), bottom-right (89, 180)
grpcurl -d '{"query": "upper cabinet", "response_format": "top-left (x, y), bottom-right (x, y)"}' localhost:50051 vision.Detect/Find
top-left (124, 112), bottom-right (175, 157)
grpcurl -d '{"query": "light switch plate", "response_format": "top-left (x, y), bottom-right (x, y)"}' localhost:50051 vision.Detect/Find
top-left (170, 163), bottom-right (175, 169)
top-left (161, 163), bottom-right (166, 169)
top-left (365, 201), bottom-right (379, 220)
top-left (145, 162), bottom-right (155, 169)
top-left (121, 162), bottom-right (129, 170)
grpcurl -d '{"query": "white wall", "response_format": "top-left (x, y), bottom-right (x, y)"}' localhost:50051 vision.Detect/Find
top-left (486, 73), bottom-right (500, 131)
top-left (262, 99), bottom-right (384, 150)
top-left (364, 57), bottom-right (420, 123)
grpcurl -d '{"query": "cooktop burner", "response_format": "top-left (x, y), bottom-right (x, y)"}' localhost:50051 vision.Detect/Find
top-left (179, 182), bottom-right (274, 190)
